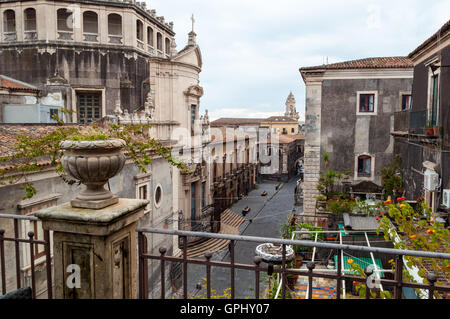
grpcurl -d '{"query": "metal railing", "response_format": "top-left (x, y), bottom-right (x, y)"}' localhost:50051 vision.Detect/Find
top-left (0, 214), bottom-right (52, 299)
top-left (137, 227), bottom-right (450, 300)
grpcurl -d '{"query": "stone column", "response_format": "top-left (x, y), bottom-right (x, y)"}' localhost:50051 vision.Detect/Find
top-left (303, 78), bottom-right (323, 223)
top-left (36, 198), bottom-right (148, 299)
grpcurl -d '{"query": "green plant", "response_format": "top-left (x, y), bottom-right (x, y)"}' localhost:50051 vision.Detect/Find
top-left (0, 111), bottom-right (188, 199)
top-left (326, 199), bottom-right (357, 214)
top-left (322, 152), bottom-right (330, 169)
top-left (377, 197), bottom-right (450, 297)
top-left (316, 195), bottom-right (326, 202)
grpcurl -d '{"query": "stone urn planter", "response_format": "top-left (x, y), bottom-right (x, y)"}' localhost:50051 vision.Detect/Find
top-left (60, 139), bottom-right (126, 209)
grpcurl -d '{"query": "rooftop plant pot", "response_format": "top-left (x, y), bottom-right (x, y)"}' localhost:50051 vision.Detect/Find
top-left (60, 139), bottom-right (126, 209)
top-left (425, 128), bottom-right (434, 136)
top-left (433, 126), bottom-right (439, 136)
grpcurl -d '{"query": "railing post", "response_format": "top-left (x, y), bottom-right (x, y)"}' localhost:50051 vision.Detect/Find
top-left (36, 199), bottom-right (147, 299)
top-left (182, 236), bottom-right (188, 299)
top-left (254, 256), bottom-right (262, 299)
top-left (336, 250), bottom-right (341, 299)
top-left (43, 230), bottom-right (53, 299)
top-left (159, 247), bottom-right (167, 299)
top-left (394, 255), bottom-right (403, 299)
top-left (229, 241), bottom-right (235, 299)
top-left (364, 266), bottom-right (374, 299)
top-left (205, 252), bottom-right (212, 299)
top-left (281, 244), bottom-right (286, 299)
top-left (138, 232), bottom-right (144, 299)
top-left (307, 262), bottom-right (315, 299)
top-left (427, 273), bottom-right (437, 300)
top-left (13, 219), bottom-right (21, 290)
top-left (0, 229), bottom-right (6, 295)
top-left (28, 231), bottom-right (36, 299)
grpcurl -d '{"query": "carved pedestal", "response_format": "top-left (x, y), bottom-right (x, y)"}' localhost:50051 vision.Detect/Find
top-left (36, 199), bottom-right (148, 299)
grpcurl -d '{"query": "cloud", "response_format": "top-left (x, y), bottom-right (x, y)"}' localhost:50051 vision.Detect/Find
top-left (148, 0), bottom-right (449, 121)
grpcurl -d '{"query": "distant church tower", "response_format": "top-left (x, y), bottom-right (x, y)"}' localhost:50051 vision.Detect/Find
top-left (285, 92), bottom-right (299, 121)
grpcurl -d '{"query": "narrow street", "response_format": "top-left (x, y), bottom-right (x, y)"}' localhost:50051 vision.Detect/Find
top-left (187, 177), bottom-right (302, 299)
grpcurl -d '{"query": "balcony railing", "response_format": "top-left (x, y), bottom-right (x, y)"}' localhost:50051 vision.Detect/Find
top-left (0, 214), bottom-right (53, 299)
top-left (409, 110), bottom-right (427, 135)
top-left (394, 110), bottom-right (409, 132)
top-left (137, 227), bottom-right (450, 299)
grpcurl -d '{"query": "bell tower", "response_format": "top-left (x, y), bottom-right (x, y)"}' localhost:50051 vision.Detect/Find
top-left (285, 92), bottom-right (299, 121)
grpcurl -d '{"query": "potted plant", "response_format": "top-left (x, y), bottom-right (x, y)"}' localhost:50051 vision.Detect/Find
top-left (60, 139), bottom-right (126, 209)
top-left (433, 125), bottom-right (439, 137)
top-left (425, 120), bottom-right (434, 136)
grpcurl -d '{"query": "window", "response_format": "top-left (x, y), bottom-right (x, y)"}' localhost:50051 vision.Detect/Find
top-left (165, 38), bottom-right (171, 55)
top-left (77, 92), bottom-right (101, 124)
top-left (57, 8), bottom-right (73, 31)
top-left (430, 74), bottom-right (439, 126)
top-left (191, 104), bottom-right (196, 125)
top-left (154, 185), bottom-right (162, 207)
top-left (83, 11), bottom-right (98, 34)
top-left (49, 108), bottom-right (59, 122)
top-left (147, 27), bottom-right (153, 46)
top-left (291, 128), bottom-right (295, 133)
top-left (282, 128), bottom-right (287, 134)
top-left (3, 9), bottom-right (16, 32)
top-left (138, 184), bottom-right (148, 200)
top-left (24, 8), bottom-right (36, 31)
top-left (136, 19), bottom-right (143, 41)
top-left (157, 32), bottom-right (162, 51)
top-left (201, 182), bottom-right (206, 208)
top-left (401, 94), bottom-right (412, 111)
top-left (359, 94), bottom-right (375, 112)
top-left (357, 155), bottom-right (371, 176)
top-left (108, 13), bottom-right (122, 35)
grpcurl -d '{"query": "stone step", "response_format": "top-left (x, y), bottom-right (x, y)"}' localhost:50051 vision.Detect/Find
top-left (181, 210), bottom-right (245, 259)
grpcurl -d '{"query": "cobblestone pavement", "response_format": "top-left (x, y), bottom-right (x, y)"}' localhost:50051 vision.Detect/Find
top-left (184, 176), bottom-right (303, 299)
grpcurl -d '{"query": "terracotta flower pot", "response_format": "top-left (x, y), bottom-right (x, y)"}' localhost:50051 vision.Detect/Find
top-left (425, 128), bottom-right (434, 136)
top-left (60, 139), bottom-right (126, 209)
top-left (433, 126), bottom-right (439, 136)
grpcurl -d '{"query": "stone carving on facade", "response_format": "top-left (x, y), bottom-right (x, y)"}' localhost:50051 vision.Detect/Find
top-left (112, 97), bottom-right (154, 124)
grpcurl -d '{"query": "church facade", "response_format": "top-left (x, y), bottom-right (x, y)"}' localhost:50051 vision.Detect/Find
top-left (0, 0), bottom-right (211, 298)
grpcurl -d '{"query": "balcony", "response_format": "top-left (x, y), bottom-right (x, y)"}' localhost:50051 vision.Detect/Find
top-left (393, 110), bottom-right (409, 133)
top-left (392, 109), bottom-right (441, 145)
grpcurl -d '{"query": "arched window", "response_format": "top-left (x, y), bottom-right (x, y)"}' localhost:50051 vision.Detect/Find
top-left (24, 8), bottom-right (36, 31)
top-left (57, 8), bottom-right (73, 31)
top-left (83, 11), bottom-right (98, 34)
top-left (156, 32), bottom-right (162, 51)
top-left (3, 9), bottom-right (16, 33)
top-left (357, 155), bottom-right (372, 176)
top-left (108, 13), bottom-right (122, 36)
top-left (147, 26), bottom-right (153, 46)
top-left (136, 19), bottom-right (143, 41)
top-left (165, 38), bottom-right (170, 55)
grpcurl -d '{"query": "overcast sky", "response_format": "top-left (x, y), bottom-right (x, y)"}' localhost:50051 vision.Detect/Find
top-left (149, 0), bottom-right (449, 121)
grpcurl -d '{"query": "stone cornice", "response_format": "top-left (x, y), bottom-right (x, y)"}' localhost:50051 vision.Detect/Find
top-left (301, 68), bottom-right (413, 83)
